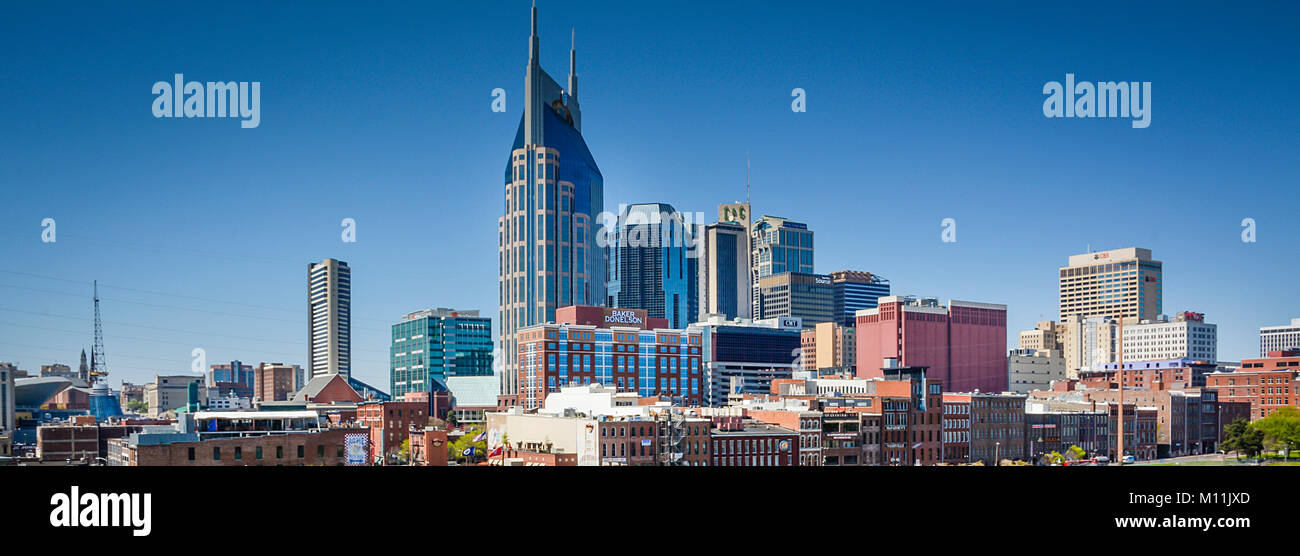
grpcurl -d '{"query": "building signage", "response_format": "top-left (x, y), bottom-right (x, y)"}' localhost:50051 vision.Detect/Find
top-left (344, 433), bottom-right (368, 466)
top-left (826, 433), bottom-right (857, 440)
top-left (779, 440), bottom-right (791, 451)
top-left (605, 309), bottom-right (644, 325)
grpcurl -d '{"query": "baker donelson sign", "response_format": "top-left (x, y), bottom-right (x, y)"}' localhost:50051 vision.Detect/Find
top-left (605, 310), bottom-right (643, 325)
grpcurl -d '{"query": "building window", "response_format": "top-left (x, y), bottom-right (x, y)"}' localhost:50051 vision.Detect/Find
top-left (187, 447), bottom-right (195, 461)
top-left (213, 447), bottom-right (221, 461)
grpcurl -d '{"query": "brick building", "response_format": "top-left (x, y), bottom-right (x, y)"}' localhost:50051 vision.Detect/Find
top-left (1206, 350), bottom-right (1300, 420)
top-left (941, 393), bottom-right (971, 464)
top-left (109, 427), bottom-right (362, 466)
top-left (356, 400), bottom-right (428, 464)
top-left (709, 418), bottom-right (798, 467)
top-left (856, 296), bottom-right (1008, 393)
top-left (515, 305), bottom-right (703, 410)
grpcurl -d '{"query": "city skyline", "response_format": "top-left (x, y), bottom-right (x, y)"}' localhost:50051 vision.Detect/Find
top-left (2, 1), bottom-right (1299, 390)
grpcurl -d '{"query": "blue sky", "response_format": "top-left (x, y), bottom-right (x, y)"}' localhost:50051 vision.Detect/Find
top-left (1, 1), bottom-right (1297, 388)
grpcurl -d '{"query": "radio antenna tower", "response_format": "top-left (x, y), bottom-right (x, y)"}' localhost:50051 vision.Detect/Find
top-left (90, 280), bottom-right (108, 387)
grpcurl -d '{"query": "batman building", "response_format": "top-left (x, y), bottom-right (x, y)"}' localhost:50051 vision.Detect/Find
top-left (498, 3), bottom-right (606, 400)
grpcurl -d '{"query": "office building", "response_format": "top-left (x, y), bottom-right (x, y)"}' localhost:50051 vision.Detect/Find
top-left (801, 321), bottom-right (857, 374)
top-left (694, 315), bottom-right (803, 406)
top-left (308, 258), bottom-right (351, 380)
top-left (757, 272), bottom-right (835, 326)
top-left (255, 363), bottom-right (300, 402)
top-left (1007, 349), bottom-right (1066, 394)
top-left (1260, 318), bottom-right (1300, 355)
top-left (1207, 349), bottom-right (1300, 420)
top-left (390, 308), bottom-right (493, 399)
top-left (499, 5), bottom-right (606, 401)
top-left (750, 216), bottom-right (813, 318)
top-left (698, 219), bottom-right (751, 321)
top-left (1061, 315), bottom-right (1119, 377)
top-left (143, 375), bottom-right (207, 418)
top-left (209, 361), bottom-right (254, 389)
top-left (856, 296), bottom-right (1008, 393)
top-left (515, 305), bottom-right (702, 409)
top-left (0, 362), bottom-right (13, 432)
top-left (606, 203), bottom-right (698, 329)
top-left (829, 270), bottom-right (890, 326)
top-left (1059, 247), bottom-right (1162, 322)
top-left (1121, 311), bottom-right (1217, 363)
top-left (1018, 321), bottom-right (1064, 352)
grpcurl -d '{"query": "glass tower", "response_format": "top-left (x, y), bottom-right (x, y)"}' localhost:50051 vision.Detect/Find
top-left (750, 216), bottom-right (814, 319)
top-left (390, 309), bottom-right (494, 399)
top-left (606, 203), bottom-right (698, 329)
top-left (499, 4), bottom-right (606, 399)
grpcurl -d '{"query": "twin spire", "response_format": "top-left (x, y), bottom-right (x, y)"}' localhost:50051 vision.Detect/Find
top-left (529, 2), bottom-right (578, 101)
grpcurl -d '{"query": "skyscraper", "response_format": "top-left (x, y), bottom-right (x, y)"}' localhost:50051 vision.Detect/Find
top-left (698, 203), bottom-right (752, 322)
top-left (308, 258), bottom-right (351, 381)
top-left (390, 308), bottom-right (494, 399)
top-left (829, 270), bottom-right (890, 326)
top-left (1059, 247), bottom-right (1162, 322)
top-left (750, 215), bottom-right (813, 319)
top-left (606, 203), bottom-right (698, 329)
top-left (499, 4), bottom-right (605, 400)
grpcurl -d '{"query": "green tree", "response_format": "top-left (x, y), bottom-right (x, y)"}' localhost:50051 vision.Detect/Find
top-left (396, 439), bottom-right (410, 464)
top-left (1041, 451), bottom-right (1064, 465)
top-left (447, 426), bottom-right (487, 463)
top-left (1065, 445), bottom-right (1086, 462)
top-left (1253, 406), bottom-right (1300, 461)
top-left (1222, 418), bottom-right (1265, 460)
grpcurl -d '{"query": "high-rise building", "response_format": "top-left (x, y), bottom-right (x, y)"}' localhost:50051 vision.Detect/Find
top-left (829, 270), bottom-right (890, 326)
top-left (698, 219), bottom-right (750, 321)
top-left (209, 360), bottom-right (255, 389)
top-left (1018, 321), bottom-right (1064, 352)
top-left (308, 258), bottom-right (351, 381)
top-left (254, 363), bottom-right (300, 402)
top-left (750, 216), bottom-right (813, 319)
top-left (1122, 311), bottom-right (1217, 363)
top-left (499, 5), bottom-right (605, 401)
top-left (1061, 315), bottom-right (1119, 377)
top-left (390, 308), bottom-right (494, 399)
top-left (855, 296), bottom-right (1008, 393)
top-left (756, 272), bottom-right (835, 327)
top-left (1260, 318), bottom-right (1300, 356)
top-left (801, 321), bottom-right (857, 374)
top-left (1059, 247), bottom-right (1162, 322)
top-left (694, 315), bottom-right (803, 406)
top-left (606, 203), bottom-right (698, 329)
top-left (0, 362), bottom-right (14, 432)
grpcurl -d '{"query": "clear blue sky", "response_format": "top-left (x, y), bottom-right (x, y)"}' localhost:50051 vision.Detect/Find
top-left (1, 1), bottom-right (1297, 388)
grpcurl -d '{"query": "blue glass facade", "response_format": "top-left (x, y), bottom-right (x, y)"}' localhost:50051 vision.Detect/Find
top-left (390, 310), bottom-right (493, 399)
top-left (499, 5), bottom-right (606, 399)
top-left (607, 203), bottom-right (698, 329)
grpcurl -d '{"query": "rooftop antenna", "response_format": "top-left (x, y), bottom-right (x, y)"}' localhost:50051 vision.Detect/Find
top-left (746, 152), bottom-right (751, 209)
top-left (90, 280), bottom-right (108, 387)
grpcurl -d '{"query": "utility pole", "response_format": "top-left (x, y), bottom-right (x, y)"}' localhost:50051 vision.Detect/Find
top-left (1115, 315), bottom-right (1125, 465)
